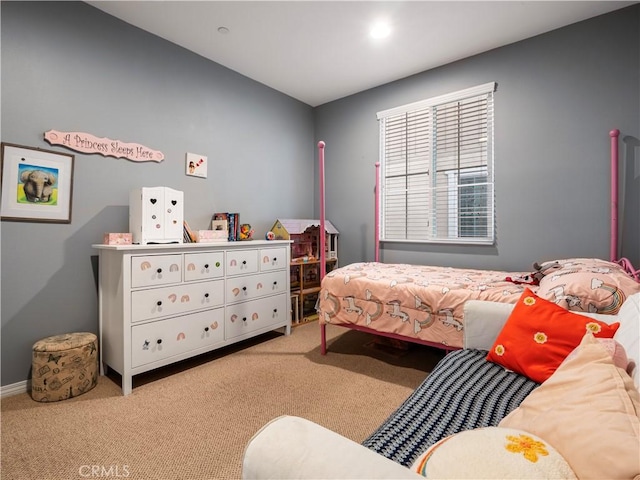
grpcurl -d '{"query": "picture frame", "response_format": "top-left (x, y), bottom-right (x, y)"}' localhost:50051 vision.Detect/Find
top-left (211, 219), bottom-right (228, 234)
top-left (1, 142), bottom-right (75, 223)
top-left (185, 152), bottom-right (207, 178)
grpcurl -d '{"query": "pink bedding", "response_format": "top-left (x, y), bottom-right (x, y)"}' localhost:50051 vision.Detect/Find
top-left (317, 258), bottom-right (640, 350)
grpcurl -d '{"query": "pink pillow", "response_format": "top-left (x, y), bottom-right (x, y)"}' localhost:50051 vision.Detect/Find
top-left (563, 338), bottom-right (628, 370)
top-left (535, 258), bottom-right (640, 314)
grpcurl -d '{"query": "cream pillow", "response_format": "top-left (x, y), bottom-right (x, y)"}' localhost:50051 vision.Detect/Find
top-left (411, 427), bottom-right (575, 479)
top-left (499, 333), bottom-right (640, 479)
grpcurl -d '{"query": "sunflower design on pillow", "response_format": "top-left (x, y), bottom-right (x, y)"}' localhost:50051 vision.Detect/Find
top-left (505, 433), bottom-right (549, 463)
top-left (534, 332), bottom-right (547, 344)
top-left (585, 322), bottom-right (602, 334)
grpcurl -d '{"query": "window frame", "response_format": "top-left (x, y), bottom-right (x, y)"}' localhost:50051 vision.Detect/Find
top-left (377, 82), bottom-right (496, 245)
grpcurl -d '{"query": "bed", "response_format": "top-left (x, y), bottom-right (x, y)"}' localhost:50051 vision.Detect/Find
top-left (315, 130), bottom-right (640, 354)
top-left (318, 261), bottom-right (530, 351)
top-left (318, 257), bottom-right (640, 351)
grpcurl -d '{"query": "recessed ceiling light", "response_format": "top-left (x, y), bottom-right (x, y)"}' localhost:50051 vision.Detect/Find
top-left (217, 26), bottom-right (230, 34)
top-left (370, 21), bottom-right (391, 39)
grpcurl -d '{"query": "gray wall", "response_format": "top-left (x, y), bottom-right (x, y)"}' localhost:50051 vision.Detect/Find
top-left (2, 2), bottom-right (639, 388)
top-left (314, 4), bottom-right (640, 271)
top-left (1, 2), bottom-right (314, 386)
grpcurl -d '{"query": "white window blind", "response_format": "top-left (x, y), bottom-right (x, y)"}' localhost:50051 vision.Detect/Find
top-left (377, 82), bottom-right (496, 244)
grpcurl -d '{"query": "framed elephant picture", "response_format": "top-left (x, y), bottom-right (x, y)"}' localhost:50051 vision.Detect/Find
top-left (1, 143), bottom-right (75, 223)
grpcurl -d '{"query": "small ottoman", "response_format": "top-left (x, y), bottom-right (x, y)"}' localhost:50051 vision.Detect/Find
top-left (31, 332), bottom-right (98, 402)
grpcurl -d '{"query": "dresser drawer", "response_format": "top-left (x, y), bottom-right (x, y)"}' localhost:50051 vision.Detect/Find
top-left (259, 247), bottom-right (288, 271)
top-left (184, 252), bottom-right (224, 281)
top-left (131, 255), bottom-right (182, 288)
top-left (226, 270), bottom-right (287, 304)
top-left (131, 308), bottom-right (225, 368)
top-left (131, 279), bottom-right (224, 323)
top-left (226, 249), bottom-right (258, 276)
top-left (225, 294), bottom-right (288, 340)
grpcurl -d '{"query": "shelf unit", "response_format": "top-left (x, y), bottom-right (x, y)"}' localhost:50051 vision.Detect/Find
top-left (290, 258), bottom-right (338, 324)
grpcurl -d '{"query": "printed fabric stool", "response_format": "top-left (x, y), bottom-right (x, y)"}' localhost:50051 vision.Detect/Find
top-left (31, 332), bottom-right (98, 402)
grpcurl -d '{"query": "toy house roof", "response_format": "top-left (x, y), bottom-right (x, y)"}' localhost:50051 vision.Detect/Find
top-left (273, 219), bottom-right (339, 234)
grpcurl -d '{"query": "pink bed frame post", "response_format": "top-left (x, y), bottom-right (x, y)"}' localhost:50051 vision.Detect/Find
top-left (318, 141), bottom-right (327, 354)
top-left (375, 162), bottom-right (381, 263)
top-left (609, 129), bottom-right (640, 281)
top-left (610, 129), bottom-right (620, 262)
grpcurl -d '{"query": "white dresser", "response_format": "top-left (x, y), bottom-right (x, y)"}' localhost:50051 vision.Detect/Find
top-left (93, 240), bottom-right (291, 395)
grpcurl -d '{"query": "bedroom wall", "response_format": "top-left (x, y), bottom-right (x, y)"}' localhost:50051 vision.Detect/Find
top-left (2, 3), bottom-right (638, 390)
top-left (314, 4), bottom-right (640, 272)
top-left (0, 2), bottom-right (315, 387)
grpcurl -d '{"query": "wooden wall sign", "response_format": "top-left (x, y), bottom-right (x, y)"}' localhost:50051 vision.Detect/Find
top-left (44, 130), bottom-right (164, 162)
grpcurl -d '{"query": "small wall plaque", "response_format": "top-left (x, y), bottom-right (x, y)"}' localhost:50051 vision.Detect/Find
top-left (186, 152), bottom-right (207, 178)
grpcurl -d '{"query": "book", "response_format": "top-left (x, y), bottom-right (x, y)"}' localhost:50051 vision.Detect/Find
top-left (228, 213), bottom-right (236, 241)
top-left (183, 220), bottom-right (196, 243)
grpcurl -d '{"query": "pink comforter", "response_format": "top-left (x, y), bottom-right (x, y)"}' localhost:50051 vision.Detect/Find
top-left (317, 258), bottom-right (640, 350)
top-left (318, 262), bottom-right (531, 349)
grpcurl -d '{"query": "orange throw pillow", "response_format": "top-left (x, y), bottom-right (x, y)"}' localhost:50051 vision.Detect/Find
top-left (486, 288), bottom-right (619, 383)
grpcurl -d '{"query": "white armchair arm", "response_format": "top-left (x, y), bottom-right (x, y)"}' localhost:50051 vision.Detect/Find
top-left (463, 300), bottom-right (515, 350)
top-left (242, 415), bottom-right (423, 480)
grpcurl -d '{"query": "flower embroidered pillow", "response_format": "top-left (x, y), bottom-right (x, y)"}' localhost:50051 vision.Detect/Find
top-left (486, 288), bottom-right (619, 383)
top-left (411, 427), bottom-right (576, 479)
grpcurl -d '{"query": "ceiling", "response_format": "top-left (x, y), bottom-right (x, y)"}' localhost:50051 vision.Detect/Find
top-left (86, 1), bottom-right (635, 107)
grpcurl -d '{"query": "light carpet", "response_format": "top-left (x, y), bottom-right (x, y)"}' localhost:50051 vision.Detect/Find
top-left (1, 322), bottom-right (444, 480)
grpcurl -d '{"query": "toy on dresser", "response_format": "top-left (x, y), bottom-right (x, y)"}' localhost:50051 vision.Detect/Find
top-left (129, 187), bottom-right (184, 244)
top-left (239, 224), bottom-right (254, 241)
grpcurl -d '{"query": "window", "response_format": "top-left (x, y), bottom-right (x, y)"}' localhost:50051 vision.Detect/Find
top-left (377, 82), bottom-right (496, 244)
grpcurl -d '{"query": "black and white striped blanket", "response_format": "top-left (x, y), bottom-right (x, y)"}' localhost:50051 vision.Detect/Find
top-left (362, 348), bottom-right (539, 467)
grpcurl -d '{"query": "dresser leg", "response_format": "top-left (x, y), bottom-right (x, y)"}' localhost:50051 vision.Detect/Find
top-left (122, 375), bottom-right (132, 396)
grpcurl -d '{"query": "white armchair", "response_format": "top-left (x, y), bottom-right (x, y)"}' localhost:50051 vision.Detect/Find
top-left (242, 293), bottom-right (640, 479)
top-left (242, 415), bottom-right (422, 479)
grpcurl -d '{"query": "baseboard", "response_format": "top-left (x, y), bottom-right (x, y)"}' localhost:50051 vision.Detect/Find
top-left (1, 380), bottom-right (29, 398)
